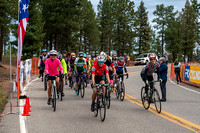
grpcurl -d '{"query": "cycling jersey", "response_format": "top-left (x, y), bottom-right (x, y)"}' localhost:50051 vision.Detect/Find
top-left (38, 55), bottom-right (48, 67)
top-left (90, 58), bottom-right (95, 66)
top-left (74, 58), bottom-right (86, 73)
top-left (45, 58), bottom-right (64, 76)
top-left (69, 58), bottom-right (76, 70)
top-left (58, 59), bottom-right (67, 74)
top-left (140, 62), bottom-right (159, 81)
top-left (104, 59), bottom-right (114, 73)
top-left (115, 61), bottom-right (127, 73)
top-left (91, 64), bottom-right (109, 76)
top-left (111, 58), bottom-right (118, 65)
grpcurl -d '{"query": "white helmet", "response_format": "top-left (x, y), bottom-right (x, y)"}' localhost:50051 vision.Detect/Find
top-left (49, 50), bottom-right (58, 55)
top-left (97, 55), bottom-right (106, 63)
top-left (100, 51), bottom-right (107, 59)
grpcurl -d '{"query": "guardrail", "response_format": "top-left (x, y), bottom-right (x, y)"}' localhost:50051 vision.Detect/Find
top-left (170, 62), bottom-right (200, 87)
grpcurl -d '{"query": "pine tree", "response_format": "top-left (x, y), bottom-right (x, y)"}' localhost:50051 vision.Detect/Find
top-left (135, 1), bottom-right (151, 54)
top-left (179, 0), bottom-right (198, 60)
top-left (0, 0), bottom-right (10, 61)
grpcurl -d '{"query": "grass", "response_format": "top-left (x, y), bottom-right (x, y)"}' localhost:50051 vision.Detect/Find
top-left (0, 84), bottom-right (8, 111)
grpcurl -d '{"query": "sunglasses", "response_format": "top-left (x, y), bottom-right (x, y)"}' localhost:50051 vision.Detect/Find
top-left (150, 58), bottom-right (156, 60)
top-left (98, 62), bottom-right (104, 64)
top-left (50, 54), bottom-right (57, 56)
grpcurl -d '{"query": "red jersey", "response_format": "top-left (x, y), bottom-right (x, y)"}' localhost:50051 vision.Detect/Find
top-left (91, 64), bottom-right (109, 76)
top-left (94, 58), bottom-right (97, 66)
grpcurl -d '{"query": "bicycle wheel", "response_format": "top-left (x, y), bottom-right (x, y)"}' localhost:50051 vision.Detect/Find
top-left (80, 79), bottom-right (85, 98)
top-left (120, 82), bottom-right (125, 101)
top-left (153, 89), bottom-right (161, 113)
top-left (52, 87), bottom-right (56, 112)
top-left (115, 87), bottom-right (119, 99)
top-left (44, 75), bottom-right (47, 91)
top-left (106, 87), bottom-right (110, 109)
top-left (60, 80), bottom-right (63, 101)
top-left (141, 87), bottom-right (150, 110)
top-left (100, 94), bottom-right (106, 122)
top-left (94, 100), bottom-right (98, 117)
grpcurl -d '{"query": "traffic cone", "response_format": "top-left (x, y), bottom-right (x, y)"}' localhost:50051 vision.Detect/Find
top-left (22, 104), bottom-right (30, 116)
top-left (25, 97), bottom-right (31, 112)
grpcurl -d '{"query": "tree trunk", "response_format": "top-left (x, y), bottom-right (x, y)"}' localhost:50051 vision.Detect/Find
top-left (50, 34), bottom-right (53, 50)
top-left (55, 34), bottom-right (58, 50)
top-left (0, 27), bottom-right (4, 61)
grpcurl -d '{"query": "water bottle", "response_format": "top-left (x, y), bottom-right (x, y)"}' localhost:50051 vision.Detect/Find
top-left (148, 89), bottom-right (150, 97)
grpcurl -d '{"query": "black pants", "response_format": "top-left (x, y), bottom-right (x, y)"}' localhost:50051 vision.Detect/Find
top-left (160, 81), bottom-right (166, 100)
top-left (144, 75), bottom-right (154, 93)
top-left (175, 71), bottom-right (181, 83)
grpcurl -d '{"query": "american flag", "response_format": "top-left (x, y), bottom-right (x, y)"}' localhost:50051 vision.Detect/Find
top-left (16, 0), bottom-right (29, 81)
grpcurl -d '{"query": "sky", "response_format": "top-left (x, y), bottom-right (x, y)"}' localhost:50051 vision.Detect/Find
top-left (89, 0), bottom-right (187, 26)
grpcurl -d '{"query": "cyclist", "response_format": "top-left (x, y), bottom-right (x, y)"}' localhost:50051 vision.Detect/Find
top-left (58, 53), bottom-right (67, 97)
top-left (91, 55), bottom-right (110, 112)
top-left (114, 56), bottom-right (128, 82)
top-left (104, 54), bottom-right (116, 94)
top-left (111, 53), bottom-right (118, 65)
top-left (87, 54), bottom-right (92, 82)
top-left (45, 50), bottom-right (64, 105)
top-left (140, 54), bottom-right (159, 96)
top-left (38, 48), bottom-right (48, 79)
top-left (62, 51), bottom-right (69, 85)
top-left (74, 52), bottom-right (87, 94)
top-left (68, 53), bottom-right (76, 87)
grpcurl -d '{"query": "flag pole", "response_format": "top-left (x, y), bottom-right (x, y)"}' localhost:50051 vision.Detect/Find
top-left (17, 0), bottom-right (20, 107)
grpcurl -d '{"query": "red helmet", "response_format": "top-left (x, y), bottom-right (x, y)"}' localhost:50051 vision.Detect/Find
top-left (149, 54), bottom-right (156, 60)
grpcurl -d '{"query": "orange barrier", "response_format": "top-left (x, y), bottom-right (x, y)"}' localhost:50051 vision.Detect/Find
top-left (31, 58), bottom-right (39, 75)
top-left (170, 62), bottom-right (200, 87)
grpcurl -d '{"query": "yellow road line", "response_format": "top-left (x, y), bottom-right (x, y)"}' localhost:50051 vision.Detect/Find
top-left (125, 93), bottom-right (200, 132)
top-left (128, 71), bottom-right (140, 74)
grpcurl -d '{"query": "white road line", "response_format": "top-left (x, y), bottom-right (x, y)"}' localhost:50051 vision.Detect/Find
top-left (169, 77), bottom-right (200, 94)
top-left (19, 78), bottom-right (39, 133)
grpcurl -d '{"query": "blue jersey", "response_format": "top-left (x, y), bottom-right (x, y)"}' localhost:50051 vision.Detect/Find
top-left (115, 61), bottom-right (126, 73)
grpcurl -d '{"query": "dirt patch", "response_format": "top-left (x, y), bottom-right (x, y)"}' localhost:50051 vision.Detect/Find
top-left (0, 63), bottom-right (16, 98)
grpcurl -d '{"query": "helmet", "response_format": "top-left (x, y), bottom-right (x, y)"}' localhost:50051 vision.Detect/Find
top-left (78, 52), bottom-right (84, 57)
top-left (97, 55), bottom-right (106, 63)
top-left (58, 53), bottom-right (62, 60)
top-left (63, 51), bottom-right (67, 54)
top-left (42, 49), bottom-right (47, 52)
top-left (100, 51), bottom-right (107, 60)
top-left (84, 53), bottom-right (87, 58)
top-left (113, 53), bottom-right (117, 57)
top-left (87, 55), bottom-right (91, 58)
top-left (119, 56), bottom-right (124, 62)
top-left (49, 50), bottom-right (58, 55)
top-left (71, 53), bottom-right (76, 56)
top-left (67, 52), bottom-right (71, 56)
top-left (149, 54), bottom-right (156, 60)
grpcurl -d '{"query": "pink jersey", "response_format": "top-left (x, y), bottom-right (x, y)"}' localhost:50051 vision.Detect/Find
top-left (45, 58), bottom-right (64, 76)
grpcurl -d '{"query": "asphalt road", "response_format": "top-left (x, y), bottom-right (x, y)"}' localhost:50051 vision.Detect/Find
top-left (1, 65), bottom-right (200, 133)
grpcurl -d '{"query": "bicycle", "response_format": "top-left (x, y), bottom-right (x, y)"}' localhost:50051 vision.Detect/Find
top-left (69, 71), bottom-right (75, 89)
top-left (105, 85), bottom-right (111, 109)
top-left (43, 71), bottom-right (47, 91)
top-left (114, 73), bottom-right (128, 101)
top-left (93, 84), bottom-right (108, 122)
top-left (141, 80), bottom-right (161, 113)
top-left (76, 72), bottom-right (85, 98)
top-left (58, 75), bottom-right (64, 101)
top-left (51, 76), bottom-right (58, 112)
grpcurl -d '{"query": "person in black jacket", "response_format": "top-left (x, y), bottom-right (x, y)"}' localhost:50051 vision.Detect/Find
top-left (159, 57), bottom-right (168, 102)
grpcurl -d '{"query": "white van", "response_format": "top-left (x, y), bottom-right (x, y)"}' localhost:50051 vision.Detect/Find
top-left (134, 53), bottom-right (158, 65)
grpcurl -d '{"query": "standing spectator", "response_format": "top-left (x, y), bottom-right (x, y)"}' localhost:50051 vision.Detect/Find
top-left (164, 53), bottom-right (168, 64)
top-left (184, 55), bottom-right (188, 63)
top-left (174, 59), bottom-right (181, 84)
top-left (159, 57), bottom-right (168, 102)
